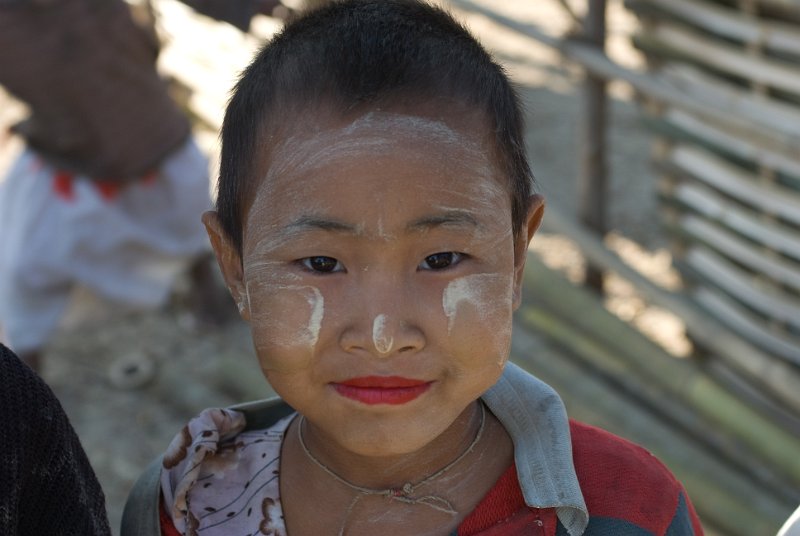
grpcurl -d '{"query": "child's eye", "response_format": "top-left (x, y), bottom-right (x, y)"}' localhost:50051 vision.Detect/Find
top-left (419, 252), bottom-right (464, 271)
top-left (301, 256), bottom-right (343, 273)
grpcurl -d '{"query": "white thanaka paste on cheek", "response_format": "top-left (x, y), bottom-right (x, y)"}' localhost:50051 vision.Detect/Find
top-left (306, 287), bottom-right (324, 348)
top-left (442, 274), bottom-right (515, 369)
top-left (372, 314), bottom-right (394, 355)
top-left (246, 282), bottom-right (324, 349)
top-left (442, 274), bottom-right (514, 333)
top-left (242, 263), bottom-right (300, 320)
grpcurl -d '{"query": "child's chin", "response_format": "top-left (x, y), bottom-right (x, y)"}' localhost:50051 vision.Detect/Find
top-left (342, 437), bottom-right (434, 458)
top-left (335, 419), bottom-right (448, 458)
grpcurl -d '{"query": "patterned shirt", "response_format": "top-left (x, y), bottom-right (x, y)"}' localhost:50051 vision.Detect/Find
top-left (158, 364), bottom-right (703, 535)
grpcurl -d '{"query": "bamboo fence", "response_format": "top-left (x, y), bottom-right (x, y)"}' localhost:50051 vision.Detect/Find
top-left (515, 252), bottom-right (800, 534)
top-left (626, 0), bottom-right (800, 379)
top-left (452, 0), bottom-right (800, 533)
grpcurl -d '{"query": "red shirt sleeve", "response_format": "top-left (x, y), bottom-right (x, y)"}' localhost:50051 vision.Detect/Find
top-left (159, 500), bottom-right (182, 536)
top-left (570, 420), bottom-right (704, 535)
top-left (457, 463), bottom-right (556, 535)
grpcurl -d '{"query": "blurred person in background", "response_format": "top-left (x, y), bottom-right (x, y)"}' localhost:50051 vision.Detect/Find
top-left (0, 343), bottom-right (112, 535)
top-left (0, 0), bottom-right (277, 372)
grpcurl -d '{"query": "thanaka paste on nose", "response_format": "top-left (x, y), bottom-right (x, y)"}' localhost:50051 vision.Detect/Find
top-left (372, 314), bottom-right (394, 355)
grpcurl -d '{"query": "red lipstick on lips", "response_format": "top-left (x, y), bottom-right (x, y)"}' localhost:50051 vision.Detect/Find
top-left (332, 376), bottom-right (433, 405)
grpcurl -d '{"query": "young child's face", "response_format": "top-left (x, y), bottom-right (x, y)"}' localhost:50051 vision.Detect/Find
top-left (207, 109), bottom-right (542, 458)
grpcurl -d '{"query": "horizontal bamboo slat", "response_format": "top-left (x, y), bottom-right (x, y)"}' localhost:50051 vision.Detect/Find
top-left (694, 286), bottom-right (800, 365)
top-left (643, 21), bottom-right (800, 96)
top-left (661, 107), bottom-right (800, 186)
top-left (541, 206), bottom-right (800, 414)
top-left (685, 247), bottom-right (800, 330)
top-left (667, 144), bottom-right (800, 226)
top-left (756, 0), bottom-right (800, 10)
top-left (679, 214), bottom-right (800, 292)
top-left (658, 63), bottom-right (800, 139)
top-left (671, 182), bottom-right (800, 262)
top-left (628, 0), bottom-right (800, 55)
top-left (661, 184), bottom-right (800, 361)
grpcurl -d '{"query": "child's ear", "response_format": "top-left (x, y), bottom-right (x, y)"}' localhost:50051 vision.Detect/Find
top-left (202, 211), bottom-right (250, 321)
top-left (512, 194), bottom-right (545, 310)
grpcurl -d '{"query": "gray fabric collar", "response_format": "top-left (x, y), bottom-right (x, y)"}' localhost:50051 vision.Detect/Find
top-left (482, 362), bottom-right (588, 536)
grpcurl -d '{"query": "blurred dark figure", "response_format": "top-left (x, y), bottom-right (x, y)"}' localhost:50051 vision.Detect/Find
top-left (0, 343), bottom-right (112, 535)
top-left (0, 0), bottom-right (246, 371)
top-left (177, 0), bottom-right (334, 25)
top-left (178, 0), bottom-right (286, 29)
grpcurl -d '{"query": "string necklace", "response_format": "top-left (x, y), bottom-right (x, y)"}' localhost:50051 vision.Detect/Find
top-left (297, 402), bottom-right (486, 535)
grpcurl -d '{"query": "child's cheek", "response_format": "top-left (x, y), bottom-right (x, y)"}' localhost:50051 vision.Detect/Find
top-left (442, 274), bottom-right (514, 368)
top-left (244, 276), bottom-right (324, 373)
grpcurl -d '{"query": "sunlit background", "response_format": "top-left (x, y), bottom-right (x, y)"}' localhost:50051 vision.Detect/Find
top-left (1, 1), bottom-right (798, 534)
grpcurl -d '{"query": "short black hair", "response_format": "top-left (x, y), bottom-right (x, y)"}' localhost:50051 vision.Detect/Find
top-left (217, 0), bottom-right (534, 254)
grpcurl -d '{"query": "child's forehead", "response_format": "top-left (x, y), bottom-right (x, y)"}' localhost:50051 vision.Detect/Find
top-left (277, 112), bottom-right (479, 165)
top-left (257, 108), bottom-right (501, 193)
top-left (284, 106), bottom-right (487, 146)
top-left (306, 111), bottom-right (475, 145)
top-left (242, 108), bottom-right (511, 235)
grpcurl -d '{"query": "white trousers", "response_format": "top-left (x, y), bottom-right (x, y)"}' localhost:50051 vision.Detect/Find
top-left (0, 138), bottom-right (212, 352)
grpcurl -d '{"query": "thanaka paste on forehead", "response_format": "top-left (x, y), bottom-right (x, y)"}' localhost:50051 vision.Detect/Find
top-left (263, 111), bottom-right (492, 187)
top-left (426, 206), bottom-right (512, 240)
top-left (376, 217), bottom-right (391, 241)
top-left (247, 112), bottom-right (511, 252)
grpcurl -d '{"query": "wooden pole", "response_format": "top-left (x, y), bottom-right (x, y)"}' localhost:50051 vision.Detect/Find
top-left (579, 0), bottom-right (608, 292)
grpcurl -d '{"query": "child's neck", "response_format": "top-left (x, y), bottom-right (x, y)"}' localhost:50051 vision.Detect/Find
top-left (298, 401), bottom-right (484, 489)
top-left (279, 402), bottom-right (514, 536)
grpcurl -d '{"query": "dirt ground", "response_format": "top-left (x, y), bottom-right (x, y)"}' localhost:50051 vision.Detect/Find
top-left (0, 1), bottom-right (679, 533)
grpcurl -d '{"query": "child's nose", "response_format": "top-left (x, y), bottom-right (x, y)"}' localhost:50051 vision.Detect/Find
top-left (338, 309), bottom-right (426, 358)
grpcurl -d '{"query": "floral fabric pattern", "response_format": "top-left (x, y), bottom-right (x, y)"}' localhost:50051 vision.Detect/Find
top-left (160, 408), bottom-right (293, 536)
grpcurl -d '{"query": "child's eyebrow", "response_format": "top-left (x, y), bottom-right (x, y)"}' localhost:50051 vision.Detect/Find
top-left (406, 211), bottom-right (481, 232)
top-left (282, 216), bottom-right (361, 236)
top-left (275, 210), bottom-right (481, 240)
